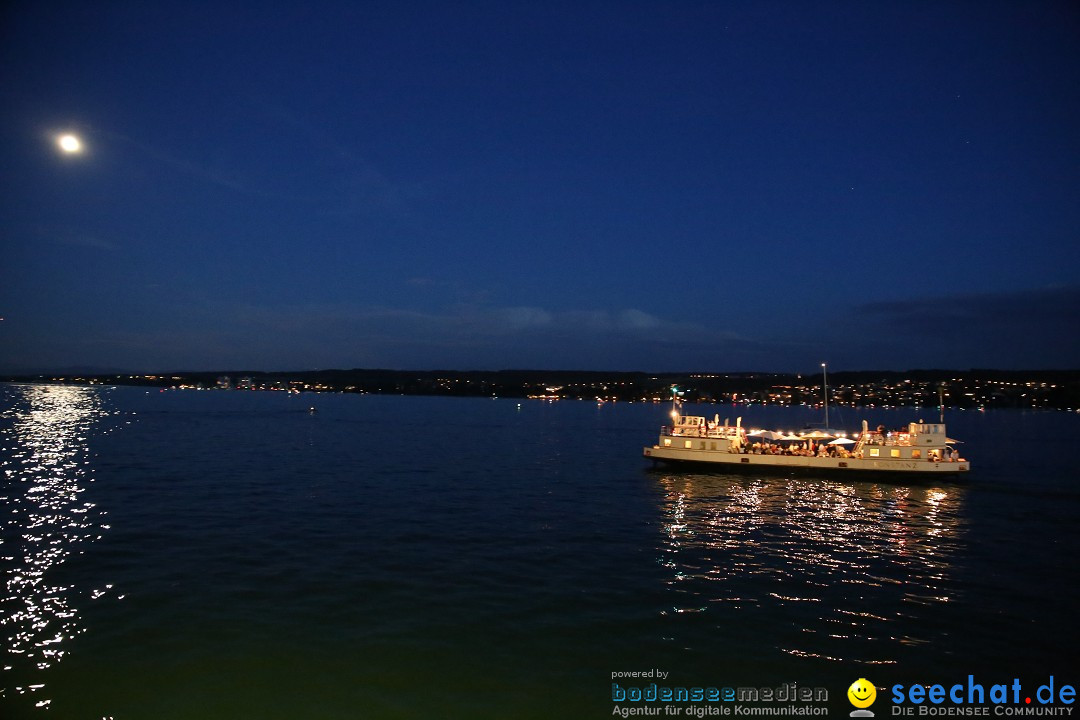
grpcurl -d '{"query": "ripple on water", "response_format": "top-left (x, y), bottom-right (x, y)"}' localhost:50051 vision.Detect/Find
top-left (1, 385), bottom-right (115, 711)
top-left (654, 473), bottom-right (969, 666)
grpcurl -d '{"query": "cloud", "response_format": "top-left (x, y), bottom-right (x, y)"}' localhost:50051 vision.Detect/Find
top-left (847, 285), bottom-right (1080, 368)
top-left (618, 308), bottom-right (662, 330)
top-left (56, 234), bottom-right (117, 252)
top-left (250, 101), bottom-right (417, 217)
top-left (185, 300), bottom-right (757, 371)
top-left (859, 285), bottom-right (1080, 330)
top-left (94, 127), bottom-right (263, 196)
top-left (93, 112), bottom-right (412, 216)
top-left (495, 306), bottom-right (553, 330)
top-left (18, 285), bottom-right (1069, 373)
top-left (39, 286), bottom-right (1072, 374)
top-left (228, 302), bottom-right (675, 342)
top-left (28, 225), bottom-right (119, 252)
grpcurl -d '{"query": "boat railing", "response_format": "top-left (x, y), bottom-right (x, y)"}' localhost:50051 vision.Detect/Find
top-left (662, 426), bottom-right (744, 439)
top-left (862, 433), bottom-right (915, 447)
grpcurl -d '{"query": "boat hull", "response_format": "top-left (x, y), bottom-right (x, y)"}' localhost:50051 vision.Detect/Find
top-left (643, 445), bottom-right (970, 476)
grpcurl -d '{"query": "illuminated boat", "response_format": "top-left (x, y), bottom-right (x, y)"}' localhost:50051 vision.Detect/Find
top-left (643, 415), bottom-right (970, 476)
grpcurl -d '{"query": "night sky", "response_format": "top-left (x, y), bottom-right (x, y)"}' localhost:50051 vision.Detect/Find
top-left (2, 1), bottom-right (1078, 373)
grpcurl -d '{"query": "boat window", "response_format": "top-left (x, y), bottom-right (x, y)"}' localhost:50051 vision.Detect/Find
top-left (912, 449), bottom-right (921, 459)
top-left (891, 449), bottom-right (901, 458)
top-left (869, 448), bottom-right (880, 457)
top-left (684, 440), bottom-right (692, 449)
top-left (663, 438), bottom-right (671, 447)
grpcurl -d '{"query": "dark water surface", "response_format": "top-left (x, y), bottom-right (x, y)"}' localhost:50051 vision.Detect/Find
top-left (2, 384), bottom-right (1078, 718)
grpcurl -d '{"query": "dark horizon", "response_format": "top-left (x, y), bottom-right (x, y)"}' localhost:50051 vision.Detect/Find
top-left (8, 365), bottom-right (1079, 410)
top-left (5, 363), bottom-right (1080, 378)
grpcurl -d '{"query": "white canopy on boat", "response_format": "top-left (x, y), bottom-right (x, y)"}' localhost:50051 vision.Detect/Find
top-left (800, 430), bottom-right (837, 439)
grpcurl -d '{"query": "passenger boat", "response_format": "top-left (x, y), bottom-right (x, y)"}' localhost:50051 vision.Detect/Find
top-left (643, 414), bottom-right (971, 476)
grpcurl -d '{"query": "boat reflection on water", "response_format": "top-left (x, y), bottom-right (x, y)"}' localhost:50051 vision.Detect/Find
top-left (654, 472), bottom-right (969, 667)
top-left (0, 385), bottom-right (113, 711)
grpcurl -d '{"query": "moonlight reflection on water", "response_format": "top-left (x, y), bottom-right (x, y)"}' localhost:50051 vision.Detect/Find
top-left (1, 385), bottom-right (114, 709)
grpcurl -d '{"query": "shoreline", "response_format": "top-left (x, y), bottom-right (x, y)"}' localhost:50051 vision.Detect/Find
top-left (4, 368), bottom-right (1079, 410)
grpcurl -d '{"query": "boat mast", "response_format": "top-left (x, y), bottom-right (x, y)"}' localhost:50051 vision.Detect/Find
top-left (821, 362), bottom-right (829, 430)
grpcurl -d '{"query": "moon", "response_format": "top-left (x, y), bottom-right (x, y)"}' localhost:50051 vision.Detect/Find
top-left (57, 134), bottom-right (83, 153)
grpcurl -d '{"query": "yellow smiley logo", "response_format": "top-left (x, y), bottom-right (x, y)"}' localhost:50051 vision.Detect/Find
top-left (848, 678), bottom-right (877, 708)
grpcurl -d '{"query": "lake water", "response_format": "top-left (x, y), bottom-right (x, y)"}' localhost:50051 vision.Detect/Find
top-left (2, 383), bottom-right (1078, 718)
